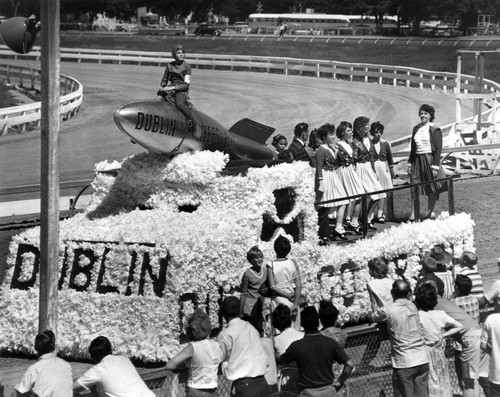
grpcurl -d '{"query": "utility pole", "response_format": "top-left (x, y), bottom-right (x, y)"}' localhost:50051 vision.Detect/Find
top-left (39, 0), bottom-right (60, 333)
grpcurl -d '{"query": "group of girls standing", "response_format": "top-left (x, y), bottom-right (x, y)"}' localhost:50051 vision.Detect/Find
top-left (271, 103), bottom-right (445, 241)
top-left (314, 117), bottom-right (394, 243)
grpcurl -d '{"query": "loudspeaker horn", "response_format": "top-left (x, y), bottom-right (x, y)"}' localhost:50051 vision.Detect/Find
top-left (0, 16), bottom-right (40, 54)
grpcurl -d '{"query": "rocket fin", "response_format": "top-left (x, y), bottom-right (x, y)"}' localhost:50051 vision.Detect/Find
top-left (229, 118), bottom-right (275, 145)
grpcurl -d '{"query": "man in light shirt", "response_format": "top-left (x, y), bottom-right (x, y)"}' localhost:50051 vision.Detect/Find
top-left (73, 336), bottom-right (154, 397)
top-left (218, 296), bottom-right (268, 397)
top-left (15, 330), bottom-right (72, 397)
top-left (373, 279), bottom-right (430, 397)
top-left (273, 304), bottom-right (304, 357)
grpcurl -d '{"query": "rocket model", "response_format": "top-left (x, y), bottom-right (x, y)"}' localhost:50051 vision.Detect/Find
top-left (114, 97), bottom-right (277, 161)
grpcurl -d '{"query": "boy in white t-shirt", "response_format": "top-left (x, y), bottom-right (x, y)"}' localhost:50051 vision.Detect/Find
top-left (15, 330), bottom-right (72, 397)
top-left (73, 336), bottom-right (154, 397)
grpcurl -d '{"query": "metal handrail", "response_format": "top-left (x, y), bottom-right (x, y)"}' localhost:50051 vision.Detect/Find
top-left (0, 179), bottom-right (92, 196)
top-left (315, 175), bottom-right (456, 238)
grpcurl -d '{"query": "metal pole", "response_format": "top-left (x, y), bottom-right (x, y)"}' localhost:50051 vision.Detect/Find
top-left (39, 0), bottom-right (60, 333)
top-left (387, 191), bottom-right (395, 221)
top-left (478, 53), bottom-right (484, 130)
top-left (361, 195), bottom-right (368, 238)
top-left (413, 185), bottom-right (421, 222)
top-left (456, 52), bottom-right (462, 122)
top-left (474, 52), bottom-right (480, 129)
top-left (447, 177), bottom-right (455, 215)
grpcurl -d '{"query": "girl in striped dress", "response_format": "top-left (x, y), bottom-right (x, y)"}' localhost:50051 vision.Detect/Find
top-left (370, 121), bottom-right (394, 223)
top-left (352, 116), bottom-right (386, 227)
top-left (314, 123), bottom-right (349, 242)
top-left (335, 121), bottom-right (366, 235)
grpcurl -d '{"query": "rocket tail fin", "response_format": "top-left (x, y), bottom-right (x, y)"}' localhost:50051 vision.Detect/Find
top-left (229, 118), bottom-right (275, 145)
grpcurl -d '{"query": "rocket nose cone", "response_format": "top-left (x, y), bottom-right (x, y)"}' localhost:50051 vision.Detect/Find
top-left (113, 102), bottom-right (138, 131)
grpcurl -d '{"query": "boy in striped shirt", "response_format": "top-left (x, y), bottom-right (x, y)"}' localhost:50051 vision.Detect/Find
top-left (456, 251), bottom-right (484, 300)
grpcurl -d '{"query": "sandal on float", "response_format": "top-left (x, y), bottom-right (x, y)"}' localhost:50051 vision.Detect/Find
top-left (331, 229), bottom-right (348, 241)
top-left (346, 223), bottom-right (363, 235)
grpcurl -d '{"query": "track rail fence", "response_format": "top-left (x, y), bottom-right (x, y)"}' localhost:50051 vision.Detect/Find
top-left (0, 62), bottom-right (83, 135)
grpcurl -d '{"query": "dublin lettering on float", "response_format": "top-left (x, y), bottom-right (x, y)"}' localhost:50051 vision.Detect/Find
top-left (11, 241), bottom-right (168, 297)
top-left (135, 112), bottom-right (176, 136)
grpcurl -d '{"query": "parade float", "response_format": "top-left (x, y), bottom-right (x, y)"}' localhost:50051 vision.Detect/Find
top-left (0, 149), bottom-right (475, 361)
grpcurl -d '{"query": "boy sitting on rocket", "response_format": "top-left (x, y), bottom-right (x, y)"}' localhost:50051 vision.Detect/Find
top-left (158, 44), bottom-right (203, 140)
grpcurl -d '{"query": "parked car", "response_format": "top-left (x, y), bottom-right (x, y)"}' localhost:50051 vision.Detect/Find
top-left (194, 23), bottom-right (222, 36)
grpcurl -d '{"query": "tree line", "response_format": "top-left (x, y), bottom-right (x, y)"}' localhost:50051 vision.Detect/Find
top-left (2, 0), bottom-right (499, 31)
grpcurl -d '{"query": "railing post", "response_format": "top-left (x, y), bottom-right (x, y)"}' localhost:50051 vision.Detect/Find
top-left (387, 191), bottom-right (395, 221)
top-left (361, 195), bottom-right (369, 238)
top-left (413, 184), bottom-right (421, 222)
top-left (447, 177), bottom-right (455, 215)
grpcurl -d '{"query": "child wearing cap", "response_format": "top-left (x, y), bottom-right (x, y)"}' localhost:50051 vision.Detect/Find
top-left (430, 245), bottom-right (455, 300)
top-left (415, 256), bottom-right (445, 296)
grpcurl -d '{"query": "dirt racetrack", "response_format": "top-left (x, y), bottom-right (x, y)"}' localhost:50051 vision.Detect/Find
top-left (0, 61), bottom-right (473, 188)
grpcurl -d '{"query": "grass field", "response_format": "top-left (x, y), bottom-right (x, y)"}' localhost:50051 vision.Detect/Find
top-left (59, 34), bottom-right (500, 84)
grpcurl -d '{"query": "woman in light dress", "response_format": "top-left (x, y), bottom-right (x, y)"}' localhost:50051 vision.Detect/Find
top-left (352, 116), bottom-right (386, 227)
top-left (314, 123), bottom-right (349, 242)
top-left (335, 121), bottom-right (365, 235)
top-left (369, 121), bottom-right (394, 223)
top-left (414, 282), bottom-right (463, 397)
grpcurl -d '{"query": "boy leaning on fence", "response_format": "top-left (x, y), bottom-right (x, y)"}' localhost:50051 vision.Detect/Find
top-left (73, 336), bottom-right (154, 397)
top-left (15, 330), bottom-right (72, 397)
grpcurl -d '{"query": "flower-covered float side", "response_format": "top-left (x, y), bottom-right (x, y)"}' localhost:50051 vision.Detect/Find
top-left (0, 151), bottom-right (475, 361)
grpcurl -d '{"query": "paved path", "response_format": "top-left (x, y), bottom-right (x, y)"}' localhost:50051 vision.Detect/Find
top-left (0, 60), bottom-right (472, 190)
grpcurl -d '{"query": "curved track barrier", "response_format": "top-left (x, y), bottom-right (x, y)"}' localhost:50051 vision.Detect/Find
top-left (0, 62), bottom-right (83, 135)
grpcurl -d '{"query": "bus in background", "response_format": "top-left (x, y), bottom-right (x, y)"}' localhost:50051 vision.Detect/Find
top-left (248, 13), bottom-right (397, 35)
